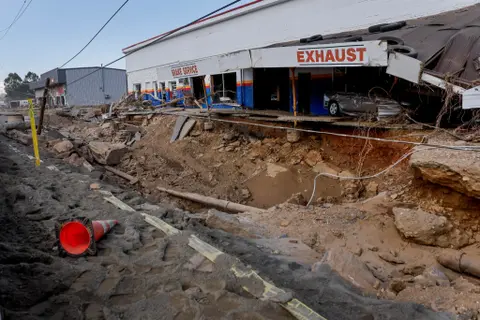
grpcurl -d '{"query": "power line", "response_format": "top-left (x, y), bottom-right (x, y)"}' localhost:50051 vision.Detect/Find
top-left (59, 0), bottom-right (130, 68)
top-left (0, 0), bottom-right (33, 41)
top-left (0, 0), bottom-right (27, 33)
top-left (66, 0), bottom-right (242, 87)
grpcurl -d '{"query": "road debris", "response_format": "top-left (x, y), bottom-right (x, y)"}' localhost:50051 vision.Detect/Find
top-left (55, 218), bottom-right (118, 256)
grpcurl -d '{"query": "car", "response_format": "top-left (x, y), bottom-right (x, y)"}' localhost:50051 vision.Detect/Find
top-left (324, 92), bottom-right (402, 118)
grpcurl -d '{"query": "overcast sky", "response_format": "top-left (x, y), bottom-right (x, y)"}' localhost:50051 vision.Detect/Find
top-left (0, 0), bottom-right (250, 93)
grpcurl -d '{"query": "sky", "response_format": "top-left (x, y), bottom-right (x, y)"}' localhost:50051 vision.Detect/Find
top-left (0, 0), bottom-right (250, 93)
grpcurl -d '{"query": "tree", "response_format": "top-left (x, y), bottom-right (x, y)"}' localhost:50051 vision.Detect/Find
top-left (24, 71), bottom-right (39, 83)
top-left (4, 71), bottom-right (39, 100)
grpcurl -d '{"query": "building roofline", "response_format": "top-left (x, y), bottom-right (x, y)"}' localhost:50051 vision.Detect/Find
top-left (61, 66), bottom-right (126, 72)
top-left (122, 0), bottom-right (268, 53)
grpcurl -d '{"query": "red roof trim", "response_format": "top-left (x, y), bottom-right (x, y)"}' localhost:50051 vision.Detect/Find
top-left (122, 0), bottom-right (265, 52)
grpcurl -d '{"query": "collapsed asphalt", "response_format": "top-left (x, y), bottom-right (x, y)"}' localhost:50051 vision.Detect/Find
top-left (0, 135), bottom-right (454, 319)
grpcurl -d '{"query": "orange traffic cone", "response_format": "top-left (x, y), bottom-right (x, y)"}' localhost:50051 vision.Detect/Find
top-left (55, 217), bottom-right (118, 257)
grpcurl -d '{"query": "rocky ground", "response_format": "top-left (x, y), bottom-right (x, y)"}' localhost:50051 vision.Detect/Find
top-left (5, 107), bottom-right (480, 318)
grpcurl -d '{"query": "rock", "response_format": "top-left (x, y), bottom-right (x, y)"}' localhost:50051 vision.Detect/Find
top-left (240, 188), bottom-right (251, 200)
top-left (453, 277), bottom-right (480, 293)
top-left (53, 140), bottom-right (74, 154)
top-left (365, 260), bottom-right (391, 282)
top-left (280, 220), bottom-right (290, 227)
top-left (286, 193), bottom-right (306, 205)
top-left (379, 252), bottom-right (405, 265)
top-left (225, 146), bottom-right (235, 152)
top-left (389, 279), bottom-right (406, 293)
top-left (223, 132), bottom-right (238, 142)
top-left (249, 151), bottom-right (260, 161)
top-left (101, 122), bottom-right (114, 129)
top-left (410, 146), bottom-right (480, 198)
top-left (64, 153), bottom-right (85, 167)
top-left (88, 141), bottom-right (128, 165)
top-left (83, 161), bottom-right (95, 172)
top-left (393, 207), bottom-right (470, 249)
top-left (204, 122), bottom-right (213, 131)
top-left (286, 130), bottom-right (300, 143)
top-left (424, 266), bottom-right (450, 287)
top-left (228, 141), bottom-right (241, 147)
top-left (184, 253), bottom-right (214, 273)
top-left (190, 130), bottom-right (201, 137)
top-left (312, 161), bottom-right (340, 175)
top-left (401, 264), bottom-right (426, 276)
top-left (7, 129), bottom-right (32, 145)
top-left (365, 182), bottom-right (379, 198)
top-left (384, 290), bottom-right (397, 299)
top-left (393, 207), bottom-right (451, 246)
top-left (305, 150), bottom-right (322, 167)
top-left (89, 183), bottom-right (101, 190)
top-left (414, 275), bottom-right (436, 288)
top-left (314, 248), bottom-right (378, 292)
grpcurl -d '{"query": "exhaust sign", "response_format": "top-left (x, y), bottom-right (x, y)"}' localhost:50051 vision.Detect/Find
top-left (297, 46), bottom-right (367, 65)
top-left (250, 40), bottom-right (388, 68)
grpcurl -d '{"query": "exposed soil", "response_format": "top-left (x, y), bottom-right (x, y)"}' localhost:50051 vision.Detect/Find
top-left (37, 109), bottom-right (480, 318)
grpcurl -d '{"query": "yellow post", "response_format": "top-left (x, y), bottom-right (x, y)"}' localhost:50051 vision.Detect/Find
top-left (27, 99), bottom-right (41, 166)
top-left (290, 68), bottom-right (297, 127)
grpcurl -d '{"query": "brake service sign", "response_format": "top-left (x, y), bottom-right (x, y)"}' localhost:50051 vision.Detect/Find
top-left (171, 64), bottom-right (199, 78)
top-left (297, 45), bottom-right (368, 66)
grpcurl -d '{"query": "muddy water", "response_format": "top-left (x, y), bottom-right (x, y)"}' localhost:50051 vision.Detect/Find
top-left (246, 163), bottom-right (342, 208)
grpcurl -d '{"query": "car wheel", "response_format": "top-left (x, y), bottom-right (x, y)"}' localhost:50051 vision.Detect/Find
top-left (329, 102), bottom-right (340, 116)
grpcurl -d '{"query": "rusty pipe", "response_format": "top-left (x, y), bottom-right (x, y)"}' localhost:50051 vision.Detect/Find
top-left (437, 250), bottom-right (480, 278)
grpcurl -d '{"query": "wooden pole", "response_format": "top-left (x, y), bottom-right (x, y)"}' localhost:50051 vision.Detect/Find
top-left (290, 68), bottom-right (297, 128)
top-left (105, 165), bottom-right (139, 185)
top-left (156, 186), bottom-right (264, 214)
top-left (37, 78), bottom-right (51, 135)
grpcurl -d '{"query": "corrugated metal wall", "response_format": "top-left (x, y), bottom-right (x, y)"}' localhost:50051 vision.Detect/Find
top-left (65, 68), bottom-right (126, 106)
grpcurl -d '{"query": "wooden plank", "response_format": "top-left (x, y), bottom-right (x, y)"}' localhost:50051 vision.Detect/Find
top-left (141, 213), bottom-right (180, 236)
top-left (103, 195), bottom-right (136, 212)
top-left (188, 235), bottom-right (224, 263)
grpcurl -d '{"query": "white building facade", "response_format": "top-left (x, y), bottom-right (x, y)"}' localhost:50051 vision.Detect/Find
top-left (123, 0), bottom-right (478, 113)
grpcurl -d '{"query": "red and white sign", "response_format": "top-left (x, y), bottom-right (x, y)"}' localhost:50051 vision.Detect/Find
top-left (250, 40), bottom-right (388, 68)
top-left (171, 64), bottom-right (199, 78)
top-left (297, 46), bottom-right (367, 65)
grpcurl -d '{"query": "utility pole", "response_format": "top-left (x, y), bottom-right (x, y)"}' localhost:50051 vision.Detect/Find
top-left (37, 77), bottom-right (51, 135)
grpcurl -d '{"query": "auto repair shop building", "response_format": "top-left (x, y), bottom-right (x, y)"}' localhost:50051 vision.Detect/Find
top-left (123, 0), bottom-right (479, 115)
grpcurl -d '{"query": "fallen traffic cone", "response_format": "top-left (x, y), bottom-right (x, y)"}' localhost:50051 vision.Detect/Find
top-left (55, 217), bottom-right (118, 257)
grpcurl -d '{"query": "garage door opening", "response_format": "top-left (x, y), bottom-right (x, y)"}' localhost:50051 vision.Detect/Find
top-left (211, 72), bottom-right (237, 103)
top-left (253, 68), bottom-right (290, 111)
top-left (191, 76), bottom-right (205, 100)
